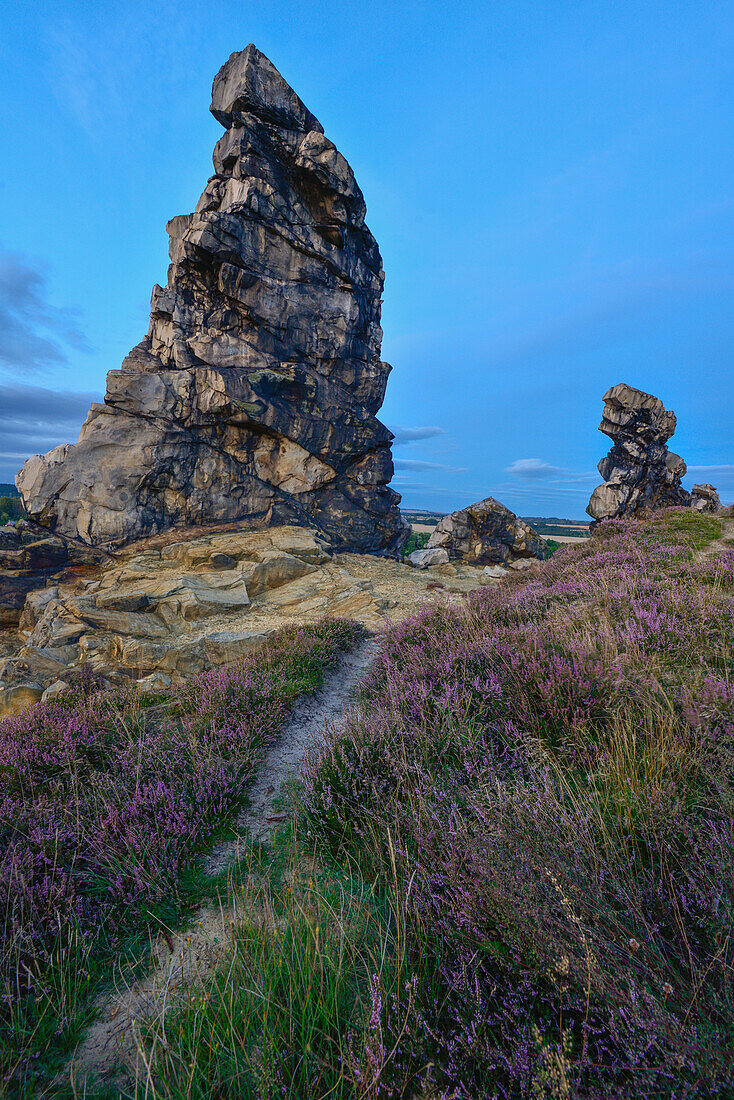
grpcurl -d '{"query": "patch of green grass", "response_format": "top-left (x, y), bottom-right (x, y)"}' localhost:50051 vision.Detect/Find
top-left (646, 508), bottom-right (724, 551)
top-left (141, 837), bottom-right (401, 1100)
top-left (1, 620), bottom-right (364, 1098)
top-left (401, 531), bottom-right (430, 558)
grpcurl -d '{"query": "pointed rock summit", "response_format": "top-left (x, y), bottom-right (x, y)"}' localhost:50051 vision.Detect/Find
top-left (17, 46), bottom-right (407, 552)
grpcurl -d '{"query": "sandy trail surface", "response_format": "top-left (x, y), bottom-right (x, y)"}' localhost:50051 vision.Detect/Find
top-left (66, 637), bottom-right (378, 1091)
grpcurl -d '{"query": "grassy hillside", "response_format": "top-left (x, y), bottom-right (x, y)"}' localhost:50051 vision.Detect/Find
top-left (143, 509), bottom-right (733, 1098)
top-left (2, 509), bottom-right (732, 1097)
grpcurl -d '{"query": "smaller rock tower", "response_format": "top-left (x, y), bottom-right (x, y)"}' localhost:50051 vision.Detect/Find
top-left (587, 383), bottom-right (690, 522)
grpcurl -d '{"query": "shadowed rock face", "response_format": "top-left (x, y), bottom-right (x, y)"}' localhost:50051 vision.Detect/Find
top-left (587, 383), bottom-right (691, 522)
top-left (16, 45), bottom-right (408, 553)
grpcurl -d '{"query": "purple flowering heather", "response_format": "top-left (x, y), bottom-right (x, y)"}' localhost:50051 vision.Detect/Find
top-left (0, 618), bottom-right (361, 1060)
top-left (303, 510), bottom-right (734, 1097)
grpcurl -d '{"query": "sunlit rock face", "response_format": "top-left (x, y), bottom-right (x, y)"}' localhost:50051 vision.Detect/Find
top-left (587, 383), bottom-right (692, 523)
top-left (17, 45), bottom-right (408, 554)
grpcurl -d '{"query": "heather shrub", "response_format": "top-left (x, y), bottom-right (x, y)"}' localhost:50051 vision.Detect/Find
top-left (301, 511), bottom-right (734, 1097)
top-left (0, 617), bottom-right (362, 1094)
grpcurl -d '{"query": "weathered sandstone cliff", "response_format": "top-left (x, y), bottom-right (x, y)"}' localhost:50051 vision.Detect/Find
top-left (17, 45), bottom-right (407, 553)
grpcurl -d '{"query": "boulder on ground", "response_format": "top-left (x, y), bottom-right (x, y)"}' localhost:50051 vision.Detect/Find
top-left (16, 45), bottom-right (407, 556)
top-left (0, 682), bottom-right (43, 719)
top-left (690, 484), bottom-right (722, 513)
top-left (483, 564), bottom-right (509, 579)
top-left (41, 680), bottom-right (69, 703)
top-left (409, 547), bottom-right (450, 569)
top-left (425, 498), bottom-right (544, 565)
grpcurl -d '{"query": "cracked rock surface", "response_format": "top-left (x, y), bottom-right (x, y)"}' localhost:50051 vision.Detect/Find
top-left (0, 523), bottom-right (500, 717)
top-left (16, 44), bottom-right (407, 554)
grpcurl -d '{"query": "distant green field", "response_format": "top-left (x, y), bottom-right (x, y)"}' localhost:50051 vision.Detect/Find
top-left (400, 509), bottom-right (446, 525)
top-left (400, 509), bottom-right (590, 538)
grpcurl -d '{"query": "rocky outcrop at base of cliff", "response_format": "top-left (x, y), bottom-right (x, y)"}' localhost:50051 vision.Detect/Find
top-left (690, 484), bottom-right (722, 513)
top-left (0, 524), bottom-right (500, 718)
top-left (412, 497), bottom-right (544, 567)
top-left (16, 45), bottom-right (407, 555)
top-left (0, 521), bottom-right (106, 627)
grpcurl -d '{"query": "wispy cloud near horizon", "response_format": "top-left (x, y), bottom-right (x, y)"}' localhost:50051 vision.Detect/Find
top-left (0, 382), bottom-right (100, 480)
top-left (0, 247), bottom-right (91, 375)
top-left (388, 425), bottom-right (447, 445)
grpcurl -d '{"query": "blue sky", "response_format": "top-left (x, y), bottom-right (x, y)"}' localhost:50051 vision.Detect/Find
top-left (1, 0), bottom-right (732, 518)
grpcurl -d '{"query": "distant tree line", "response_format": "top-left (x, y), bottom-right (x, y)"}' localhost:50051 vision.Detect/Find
top-left (0, 488), bottom-right (25, 525)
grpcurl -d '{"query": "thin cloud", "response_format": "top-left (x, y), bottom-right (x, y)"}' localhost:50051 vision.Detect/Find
top-left (686, 465), bottom-right (734, 477)
top-left (0, 247), bottom-right (91, 374)
top-left (389, 426), bottom-right (447, 445)
top-left (506, 458), bottom-right (567, 479)
top-left (0, 383), bottom-right (99, 479)
top-left (394, 459), bottom-right (467, 473)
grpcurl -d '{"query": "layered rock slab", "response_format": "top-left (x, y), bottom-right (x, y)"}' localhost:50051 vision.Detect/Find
top-left (587, 384), bottom-right (692, 523)
top-left (16, 45), bottom-right (406, 554)
top-left (0, 525), bottom-right (500, 716)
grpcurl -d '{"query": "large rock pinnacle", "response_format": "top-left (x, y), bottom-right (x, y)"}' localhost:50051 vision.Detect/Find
top-left (17, 45), bottom-right (408, 552)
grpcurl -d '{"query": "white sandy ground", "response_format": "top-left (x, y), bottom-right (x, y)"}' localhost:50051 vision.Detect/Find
top-left (65, 637), bottom-right (378, 1093)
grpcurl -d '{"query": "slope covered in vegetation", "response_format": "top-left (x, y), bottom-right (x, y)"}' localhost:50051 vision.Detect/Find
top-left (145, 510), bottom-right (733, 1099)
top-left (0, 619), bottom-right (362, 1095)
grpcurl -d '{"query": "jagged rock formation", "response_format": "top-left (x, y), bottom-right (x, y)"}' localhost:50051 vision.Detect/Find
top-left (0, 521), bottom-right (101, 627)
top-left (414, 497), bottom-right (544, 566)
top-left (587, 384), bottom-right (692, 523)
top-left (16, 45), bottom-right (407, 553)
top-left (690, 484), bottom-right (722, 513)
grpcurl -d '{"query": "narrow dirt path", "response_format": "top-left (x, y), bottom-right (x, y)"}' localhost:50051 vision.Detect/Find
top-left (66, 637), bottom-right (378, 1092)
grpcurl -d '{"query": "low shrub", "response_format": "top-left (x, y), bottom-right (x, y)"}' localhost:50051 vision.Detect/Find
top-left (401, 531), bottom-right (430, 558)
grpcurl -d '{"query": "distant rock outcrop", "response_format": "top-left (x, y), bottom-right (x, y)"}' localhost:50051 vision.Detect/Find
top-left (587, 384), bottom-right (692, 523)
top-left (690, 484), bottom-right (722, 513)
top-left (16, 45), bottom-right (407, 554)
top-left (413, 497), bottom-right (544, 567)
